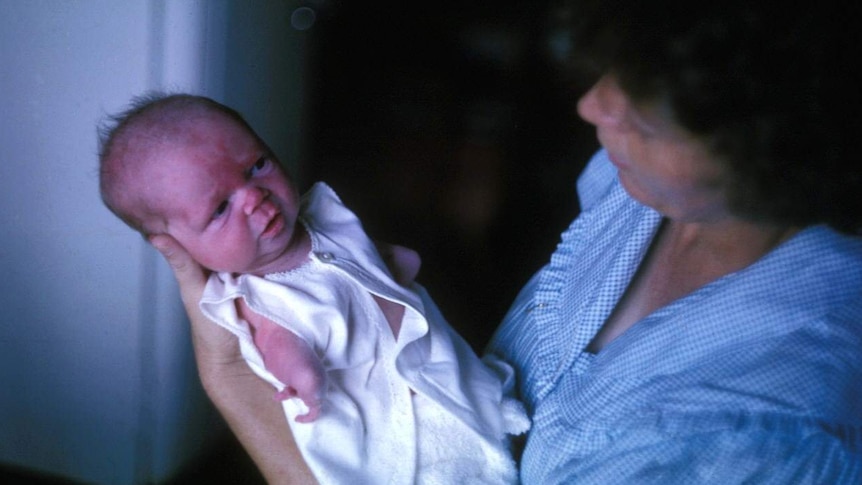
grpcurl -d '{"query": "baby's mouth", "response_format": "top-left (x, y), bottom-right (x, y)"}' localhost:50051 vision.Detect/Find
top-left (261, 211), bottom-right (284, 237)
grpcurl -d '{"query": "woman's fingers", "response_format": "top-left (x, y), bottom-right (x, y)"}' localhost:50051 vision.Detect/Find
top-left (376, 242), bottom-right (422, 286)
top-left (149, 234), bottom-right (207, 306)
top-left (149, 234), bottom-right (237, 361)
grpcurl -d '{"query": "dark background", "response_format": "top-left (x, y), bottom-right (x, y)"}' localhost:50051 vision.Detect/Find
top-left (301, 0), bottom-right (597, 350)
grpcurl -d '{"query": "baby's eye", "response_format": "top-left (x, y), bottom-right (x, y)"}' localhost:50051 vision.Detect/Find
top-left (248, 157), bottom-right (271, 176)
top-left (213, 200), bottom-right (229, 218)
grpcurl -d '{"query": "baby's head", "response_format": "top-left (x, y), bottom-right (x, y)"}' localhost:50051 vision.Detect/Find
top-left (99, 94), bottom-right (306, 275)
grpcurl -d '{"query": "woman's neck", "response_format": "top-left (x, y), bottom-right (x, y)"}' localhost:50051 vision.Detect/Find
top-left (661, 217), bottom-right (800, 273)
top-left (586, 216), bottom-right (799, 353)
top-left (644, 217), bottom-right (800, 315)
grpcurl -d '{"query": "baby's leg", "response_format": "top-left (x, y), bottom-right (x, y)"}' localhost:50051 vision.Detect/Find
top-left (237, 298), bottom-right (326, 422)
top-left (262, 328), bottom-right (326, 423)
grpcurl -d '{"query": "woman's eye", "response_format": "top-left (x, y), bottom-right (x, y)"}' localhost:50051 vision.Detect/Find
top-left (248, 157), bottom-right (270, 176)
top-left (213, 201), bottom-right (229, 218)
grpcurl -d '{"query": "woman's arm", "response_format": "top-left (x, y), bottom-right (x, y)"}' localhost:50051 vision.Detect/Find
top-left (150, 235), bottom-right (316, 485)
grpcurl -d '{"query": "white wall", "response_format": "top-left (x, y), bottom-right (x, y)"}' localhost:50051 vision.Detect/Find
top-left (0, 1), bottom-right (307, 483)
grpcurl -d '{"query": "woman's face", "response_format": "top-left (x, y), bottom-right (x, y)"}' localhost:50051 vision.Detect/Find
top-left (577, 74), bottom-right (731, 223)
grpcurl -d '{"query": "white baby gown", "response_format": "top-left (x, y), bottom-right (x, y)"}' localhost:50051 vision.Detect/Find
top-left (200, 182), bottom-right (528, 485)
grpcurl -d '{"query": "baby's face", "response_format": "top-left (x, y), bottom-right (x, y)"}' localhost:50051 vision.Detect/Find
top-left (142, 112), bottom-right (305, 275)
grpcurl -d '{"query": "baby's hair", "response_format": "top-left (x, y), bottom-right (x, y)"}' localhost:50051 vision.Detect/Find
top-left (98, 93), bottom-right (259, 236)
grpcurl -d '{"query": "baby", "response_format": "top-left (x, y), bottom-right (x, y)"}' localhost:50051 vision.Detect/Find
top-left (98, 94), bottom-right (528, 484)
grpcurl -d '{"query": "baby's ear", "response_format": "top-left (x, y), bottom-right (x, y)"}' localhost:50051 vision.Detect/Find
top-left (376, 242), bottom-right (421, 286)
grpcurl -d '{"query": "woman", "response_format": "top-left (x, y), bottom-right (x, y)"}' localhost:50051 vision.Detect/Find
top-left (153, 0), bottom-right (862, 482)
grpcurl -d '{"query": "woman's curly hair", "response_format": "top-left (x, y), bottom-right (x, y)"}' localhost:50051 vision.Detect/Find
top-left (568, 0), bottom-right (862, 233)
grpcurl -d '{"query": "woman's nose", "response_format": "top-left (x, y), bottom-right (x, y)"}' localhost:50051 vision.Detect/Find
top-left (240, 186), bottom-right (270, 215)
top-left (576, 75), bottom-right (626, 128)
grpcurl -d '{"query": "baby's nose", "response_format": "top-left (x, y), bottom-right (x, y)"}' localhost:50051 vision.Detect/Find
top-left (241, 186), bottom-right (270, 215)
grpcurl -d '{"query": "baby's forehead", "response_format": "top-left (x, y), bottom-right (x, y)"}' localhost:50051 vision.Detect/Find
top-left (118, 117), bottom-right (216, 167)
top-left (126, 111), bottom-right (212, 147)
top-left (112, 106), bottom-right (261, 205)
top-left (129, 180), bottom-right (193, 236)
top-left (113, 145), bottom-right (187, 210)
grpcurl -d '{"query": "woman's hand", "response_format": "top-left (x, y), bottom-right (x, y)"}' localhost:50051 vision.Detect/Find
top-left (376, 242), bottom-right (421, 287)
top-left (150, 234), bottom-right (317, 484)
top-left (149, 234), bottom-right (238, 377)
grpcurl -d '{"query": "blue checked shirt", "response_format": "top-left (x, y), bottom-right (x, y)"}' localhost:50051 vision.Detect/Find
top-left (488, 149), bottom-right (862, 483)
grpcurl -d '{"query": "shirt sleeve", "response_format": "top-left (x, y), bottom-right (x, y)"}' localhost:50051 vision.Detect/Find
top-left (485, 272), bottom-right (549, 412)
top-left (486, 148), bottom-right (621, 410)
